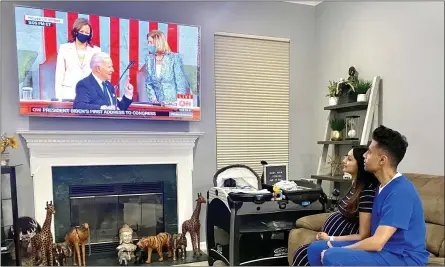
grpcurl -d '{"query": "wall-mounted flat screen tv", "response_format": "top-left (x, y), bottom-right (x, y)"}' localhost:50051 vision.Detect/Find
top-left (15, 6), bottom-right (201, 121)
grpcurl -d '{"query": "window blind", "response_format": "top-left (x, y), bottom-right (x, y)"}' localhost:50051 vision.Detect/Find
top-left (214, 32), bottom-right (290, 176)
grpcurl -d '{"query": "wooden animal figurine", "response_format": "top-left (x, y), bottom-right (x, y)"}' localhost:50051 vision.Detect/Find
top-left (136, 232), bottom-right (172, 264)
top-left (10, 217), bottom-right (41, 265)
top-left (53, 241), bottom-right (73, 266)
top-left (30, 201), bottom-right (56, 266)
top-left (182, 193), bottom-right (206, 257)
top-left (65, 223), bottom-right (90, 266)
top-left (171, 233), bottom-right (187, 261)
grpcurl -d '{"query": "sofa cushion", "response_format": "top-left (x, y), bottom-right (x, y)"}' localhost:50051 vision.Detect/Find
top-left (405, 173), bottom-right (444, 226)
top-left (426, 223), bottom-right (445, 256)
top-left (439, 239), bottom-right (444, 258)
top-left (295, 213), bottom-right (331, 231)
top-left (428, 256), bottom-right (445, 266)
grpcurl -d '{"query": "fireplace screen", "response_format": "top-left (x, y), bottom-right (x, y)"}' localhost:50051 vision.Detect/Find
top-left (69, 183), bottom-right (164, 244)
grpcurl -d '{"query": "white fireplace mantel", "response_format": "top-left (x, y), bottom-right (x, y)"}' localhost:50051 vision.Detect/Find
top-left (18, 130), bottom-right (203, 246)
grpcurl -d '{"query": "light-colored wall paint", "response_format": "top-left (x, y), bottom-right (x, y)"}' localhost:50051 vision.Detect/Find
top-left (314, 1), bottom-right (444, 176)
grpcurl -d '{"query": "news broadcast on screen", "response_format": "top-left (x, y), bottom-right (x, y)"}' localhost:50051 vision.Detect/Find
top-left (15, 6), bottom-right (201, 121)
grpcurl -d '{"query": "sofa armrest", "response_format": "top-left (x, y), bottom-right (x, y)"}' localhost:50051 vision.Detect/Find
top-left (295, 213), bottom-right (331, 232)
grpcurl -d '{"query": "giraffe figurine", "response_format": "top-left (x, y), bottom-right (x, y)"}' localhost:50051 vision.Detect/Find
top-left (181, 193), bottom-right (206, 257)
top-left (31, 201), bottom-right (56, 266)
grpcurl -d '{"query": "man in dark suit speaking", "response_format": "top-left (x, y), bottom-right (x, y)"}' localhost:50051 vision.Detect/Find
top-left (73, 52), bottom-right (133, 110)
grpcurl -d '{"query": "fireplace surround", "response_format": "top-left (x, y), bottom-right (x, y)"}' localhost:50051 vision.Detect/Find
top-left (18, 130), bottom-right (203, 250)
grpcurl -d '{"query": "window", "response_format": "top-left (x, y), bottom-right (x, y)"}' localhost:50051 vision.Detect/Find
top-left (215, 32), bottom-right (290, 175)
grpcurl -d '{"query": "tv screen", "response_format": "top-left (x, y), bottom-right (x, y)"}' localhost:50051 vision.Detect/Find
top-left (14, 6), bottom-right (201, 121)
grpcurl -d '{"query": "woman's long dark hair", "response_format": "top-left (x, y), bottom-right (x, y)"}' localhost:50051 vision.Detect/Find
top-left (343, 146), bottom-right (379, 219)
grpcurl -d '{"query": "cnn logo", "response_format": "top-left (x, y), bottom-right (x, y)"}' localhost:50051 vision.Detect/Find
top-left (177, 94), bottom-right (193, 108)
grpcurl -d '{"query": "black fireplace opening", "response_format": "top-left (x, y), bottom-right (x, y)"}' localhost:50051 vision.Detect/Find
top-left (52, 164), bottom-right (178, 254)
top-left (69, 182), bottom-right (164, 252)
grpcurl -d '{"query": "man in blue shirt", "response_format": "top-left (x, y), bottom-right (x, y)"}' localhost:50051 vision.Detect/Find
top-left (307, 125), bottom-right (429, 266)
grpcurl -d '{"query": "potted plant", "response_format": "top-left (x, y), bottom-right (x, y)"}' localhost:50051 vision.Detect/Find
top-left (329, 118), bottom-right (345, 141)
top-left (1, 134), bottom-right (19, 166)
top-left (326, 80), bottom-right (340, 106)
top-left (355, 79), bottom-right (373, 102)
top-left (327, 155), bottom-right (344, 176)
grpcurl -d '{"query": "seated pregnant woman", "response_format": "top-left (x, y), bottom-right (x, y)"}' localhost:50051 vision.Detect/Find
top-left (292, 146), bottom-right (379, 266)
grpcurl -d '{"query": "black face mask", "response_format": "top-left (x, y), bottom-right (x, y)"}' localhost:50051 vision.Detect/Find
top-left (76, 32), bottom-right (90, 43)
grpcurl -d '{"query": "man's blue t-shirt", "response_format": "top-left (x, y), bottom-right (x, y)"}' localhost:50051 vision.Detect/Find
top-left (371, 175), bottom-right (429, 266)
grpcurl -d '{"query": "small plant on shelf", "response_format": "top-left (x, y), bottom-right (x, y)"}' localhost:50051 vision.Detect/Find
top-left (329, 118), bottom-right (345, 141)
top-left (327, 155), bottom-right (344, 177)
top-left (326, 80), bottom-right (341, 106)
top-left (1, 134), bottom-right (19, 166)
top-left (355, 79), bottom-right (373, 102)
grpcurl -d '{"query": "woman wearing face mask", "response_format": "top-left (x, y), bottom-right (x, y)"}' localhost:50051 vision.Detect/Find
top-left (55, 18), bottom-right (101, 101)
top-left (292, 146), bottom-right (379, 266)
top-left (144, 30), bottom-right (189, 106)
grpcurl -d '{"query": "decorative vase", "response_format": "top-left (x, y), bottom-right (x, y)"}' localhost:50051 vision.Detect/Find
top-left (357, 94), bottom-right (367, 102)
top-left (328, 97), bottom-right (339, 106)
top-left (330, 130), bottom-right (343, 141)
top-left (1, 152), bottom-right (10, 166)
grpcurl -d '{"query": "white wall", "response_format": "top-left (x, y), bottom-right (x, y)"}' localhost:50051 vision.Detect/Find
top-left (314, 2), bottom-right (444, 175)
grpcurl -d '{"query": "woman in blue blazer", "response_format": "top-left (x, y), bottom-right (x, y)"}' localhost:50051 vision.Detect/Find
top-left (144, 30), bottom-right (189, 106)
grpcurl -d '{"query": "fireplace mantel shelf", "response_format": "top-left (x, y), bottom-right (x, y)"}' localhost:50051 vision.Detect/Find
top-left (18, 130), bottom-right (204, 144)
top-left (18, 130), bottom-right (203, 250)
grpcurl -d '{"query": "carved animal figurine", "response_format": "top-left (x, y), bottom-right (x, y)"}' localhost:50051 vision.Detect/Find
top-left (10, 217), bottom-right (41, 265)
top-left (136, 232), bottom-right (172, 264)
top-left (30, 201), bottom-right (56, 266)
top-left (53, 241), bottom-right (73, 266)
top-left (171, 233), bottom-right (187, 261)
top-left (182, 193), bottom-right (206, 257)
top-left (133, 246), bottom-right (146, 265)
top-left (10, 216), bottom-right (41, 247)
top-left (117, 248), bottom-right (132, 266)
top-left (65, 223), bottom-right (91, 266)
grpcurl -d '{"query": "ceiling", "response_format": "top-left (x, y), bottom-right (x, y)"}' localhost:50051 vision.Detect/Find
top-left (287, 1), bottom-right (323, 6)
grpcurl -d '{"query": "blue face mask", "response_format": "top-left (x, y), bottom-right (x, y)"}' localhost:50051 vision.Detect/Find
top-left (147, 44), bottom-right (157, 55)
top-left (76, 32), bottom-right (90, 43)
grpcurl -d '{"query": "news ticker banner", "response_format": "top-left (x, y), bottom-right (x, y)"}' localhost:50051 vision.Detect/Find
top-left (29, 107), bottom-right (194, 118)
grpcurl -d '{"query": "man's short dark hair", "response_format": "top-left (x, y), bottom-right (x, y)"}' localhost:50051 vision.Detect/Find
top-left (372, 125), bottom-right (408, 167)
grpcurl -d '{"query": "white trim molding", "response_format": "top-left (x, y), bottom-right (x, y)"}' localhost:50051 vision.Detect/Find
top-left (286, 1), bottom-right (322, 6)
top-left (18, 130), bottom-right (203, 250)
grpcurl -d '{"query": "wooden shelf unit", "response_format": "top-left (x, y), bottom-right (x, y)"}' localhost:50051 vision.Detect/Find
top-left (313, 76), bottom-right (381, 200)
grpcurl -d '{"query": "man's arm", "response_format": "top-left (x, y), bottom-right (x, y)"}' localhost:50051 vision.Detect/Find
top-left (117, 81), bottom-right (133, 111)
top-left (117, 95), bottom-right (132, 111)
top-left (330, 212), bottom-right (372, 241)
top-left (344, 189), bottom-right (413, 252)
top-left (343, 225), bottom-right (397, 251)
top-left (73, 81), bottom-right (102, 110)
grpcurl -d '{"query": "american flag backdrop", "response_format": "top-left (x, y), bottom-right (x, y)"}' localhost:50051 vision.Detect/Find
top-left (15, 6), bottom-right (200, 102)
